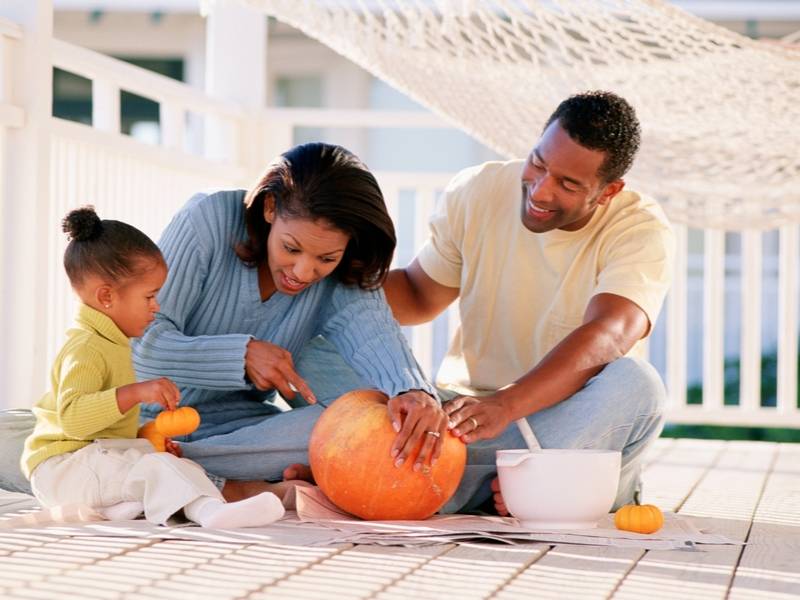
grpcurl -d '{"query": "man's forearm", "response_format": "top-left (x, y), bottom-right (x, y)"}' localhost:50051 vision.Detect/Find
top-left (496, 319), bottom-right (631, 419)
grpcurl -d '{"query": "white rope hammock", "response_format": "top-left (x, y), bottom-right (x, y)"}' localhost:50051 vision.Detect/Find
top-left (239, 0), bottom-right (800, 229)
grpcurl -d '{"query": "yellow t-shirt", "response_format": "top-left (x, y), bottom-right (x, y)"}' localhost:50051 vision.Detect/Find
top-left (21, 304), bottom-right (139, 478)
top-left (417, 160), bottom-right (675, 397)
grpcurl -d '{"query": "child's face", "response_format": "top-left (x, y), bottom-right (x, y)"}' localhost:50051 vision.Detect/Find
top-left (110, 259), bottom-right (167, 338)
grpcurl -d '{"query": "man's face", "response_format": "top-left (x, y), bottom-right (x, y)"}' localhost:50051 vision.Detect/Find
top-left (520, 120), bottom-right (623, 233)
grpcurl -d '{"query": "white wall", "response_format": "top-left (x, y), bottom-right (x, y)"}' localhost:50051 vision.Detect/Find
top-left (54, 11), bottom-right (206, 88)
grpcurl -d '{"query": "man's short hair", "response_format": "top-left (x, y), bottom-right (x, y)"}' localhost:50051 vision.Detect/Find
top-left (544, 91), bottom-right (641, 183)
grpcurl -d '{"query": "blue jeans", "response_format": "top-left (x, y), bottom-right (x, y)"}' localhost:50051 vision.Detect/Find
top-left (439, 357), bottom-right (666, 512)
top-left (177, 337), bottom-right (364, 482)
top-left (179, 337), bottom-right (665, 513)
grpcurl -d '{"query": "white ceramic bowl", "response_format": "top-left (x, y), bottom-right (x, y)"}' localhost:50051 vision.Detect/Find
top-left (496, 448), bottom-right (621, 529)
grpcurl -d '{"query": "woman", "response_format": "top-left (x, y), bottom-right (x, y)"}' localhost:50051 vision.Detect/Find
top-left (131, 143), bottom-right (449, 497)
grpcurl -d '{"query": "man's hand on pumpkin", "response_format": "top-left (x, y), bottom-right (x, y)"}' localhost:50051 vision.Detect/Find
top-left (387, 391), bottom-right (448, 471)
top-left (445, 394), bottom-right (512, 443)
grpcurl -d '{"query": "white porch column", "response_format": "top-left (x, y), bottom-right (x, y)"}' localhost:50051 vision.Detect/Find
top-left (204, 1), bottom-right (267, 179)
top-left (0, 1), bottom-right (53, 410)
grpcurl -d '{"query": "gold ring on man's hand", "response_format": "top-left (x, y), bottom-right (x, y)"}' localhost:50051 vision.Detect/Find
top-left (469, 417), bottom-right (479, 430)
top-left (425, 430), bottom-right (441, 438)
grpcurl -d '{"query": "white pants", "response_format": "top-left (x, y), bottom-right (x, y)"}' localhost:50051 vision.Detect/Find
top-left (30, 439), bottom-right (223, 525)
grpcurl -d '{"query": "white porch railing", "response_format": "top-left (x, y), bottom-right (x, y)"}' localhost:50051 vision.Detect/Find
top-left (0, 16), bottom-right (25, 291)
top-left (45, 40), bottom-right (251, 371)
top-left (1, 26), bottom-right (799, 429)
top-left (0, 15), bottom-right (28, 410)
top-left (661, 227), bottom-right (800, 427)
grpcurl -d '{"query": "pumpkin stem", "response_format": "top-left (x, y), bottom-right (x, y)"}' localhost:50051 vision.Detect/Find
top-left (633, 489), bottom-right (642, 506)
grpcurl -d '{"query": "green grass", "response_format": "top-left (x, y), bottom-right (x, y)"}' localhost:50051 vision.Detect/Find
top-left (662, 423), bottom-right (800, 442)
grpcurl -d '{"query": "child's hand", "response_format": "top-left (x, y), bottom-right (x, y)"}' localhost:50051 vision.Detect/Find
top-left (117, 377), bottom-right (180, 413)
top-left (164, 438), bottom-right (183, 458)
top-left (138, 377), bottom-right (180, 410)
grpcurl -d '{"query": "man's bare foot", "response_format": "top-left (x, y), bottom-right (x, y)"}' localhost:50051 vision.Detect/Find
top-left (491, 477), bottom-right (509, 516)
top-left (283, 463), bottom-right (314, 483)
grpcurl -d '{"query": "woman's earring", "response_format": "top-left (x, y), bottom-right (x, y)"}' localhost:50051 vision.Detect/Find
top-left (104, 304), bottom-right (111, 308)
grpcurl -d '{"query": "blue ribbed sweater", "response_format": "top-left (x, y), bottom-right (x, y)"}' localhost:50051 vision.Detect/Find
top-left (131, 191), bottom-right (433, 433)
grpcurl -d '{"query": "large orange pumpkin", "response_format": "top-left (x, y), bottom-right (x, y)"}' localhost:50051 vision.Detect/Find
top-left (309, 389), bottom-right (466, 520)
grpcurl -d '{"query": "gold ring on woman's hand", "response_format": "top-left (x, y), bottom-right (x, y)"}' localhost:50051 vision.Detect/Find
top-left (469, 417), bottom-right (479, 430)
top-left (425, 430), bottom-right (441, 438)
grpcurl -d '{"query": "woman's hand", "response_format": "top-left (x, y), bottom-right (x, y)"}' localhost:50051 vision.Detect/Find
top-left (117, 377), bottom-right (180, 413)
top-left (444, 394), bottom-right (513, 443)
top-left (245, 340), bottom-right (317, 404)
top-left (387, 391), bottom-right (449, 471)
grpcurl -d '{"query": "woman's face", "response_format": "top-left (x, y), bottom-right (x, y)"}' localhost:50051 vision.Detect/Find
top-left (264, 202), bottom-right (350, 295)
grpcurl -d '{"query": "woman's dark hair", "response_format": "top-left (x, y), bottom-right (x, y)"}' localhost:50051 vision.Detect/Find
top-left (236, 142), bottom-right (396, 290)
top-left (544, 90), bottom-right (641, 183)
top-left (62, 206), bottom-right (163, 286)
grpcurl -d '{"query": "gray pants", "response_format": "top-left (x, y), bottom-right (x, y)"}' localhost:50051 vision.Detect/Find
top-left (0, 409), bottom-right (36, 494)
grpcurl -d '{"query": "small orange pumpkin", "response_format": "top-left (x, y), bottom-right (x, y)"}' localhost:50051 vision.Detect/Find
top-left (137, 420), bottom-right (166, 452)
top-left (614, 492), bottom-right (664, 534)
top-left (155, 406), bottom-right (200, 437)
top-left (309, 389), bottom-right (466, 520)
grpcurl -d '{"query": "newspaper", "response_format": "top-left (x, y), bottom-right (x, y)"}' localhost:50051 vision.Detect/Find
top-left (294, 486), bottom-right (741, 550)
top-left (0, 487), bottom-right (741, 550)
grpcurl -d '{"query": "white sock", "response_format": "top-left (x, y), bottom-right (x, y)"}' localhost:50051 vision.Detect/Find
top-left (183, 493), bottom-right (285, 529)
top-left (99, 501), bottom-right (144, 521)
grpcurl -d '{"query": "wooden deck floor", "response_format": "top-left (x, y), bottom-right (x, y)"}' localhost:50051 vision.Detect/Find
top-left (1, 438), bottom-right (799, 599)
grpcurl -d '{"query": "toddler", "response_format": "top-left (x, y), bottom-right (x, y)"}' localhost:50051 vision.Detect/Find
top-left (21, 207), bottom-right (285, 528)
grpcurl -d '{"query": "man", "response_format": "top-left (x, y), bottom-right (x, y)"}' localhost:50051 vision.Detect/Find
top-left (382, 90), bottom-right (674, 513)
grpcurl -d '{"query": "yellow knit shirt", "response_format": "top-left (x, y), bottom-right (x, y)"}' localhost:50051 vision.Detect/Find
top-left (21, 304), bottom-right (140, 478)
